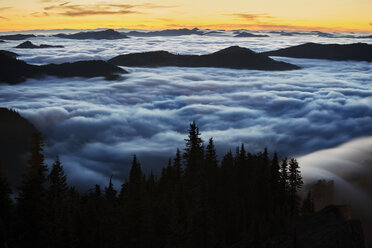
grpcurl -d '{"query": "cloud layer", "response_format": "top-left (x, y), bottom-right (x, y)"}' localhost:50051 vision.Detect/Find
top-left (298, 136), bottom-right (372, 241)
top-left (0, 34), bottom-right (371, 191)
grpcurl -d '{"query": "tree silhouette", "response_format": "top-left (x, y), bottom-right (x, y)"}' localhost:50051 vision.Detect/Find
top-left (16, 132), bottom-right (48, 248)
top-left (47, 156), bottom-right (69, 248)
top-left (5, 121), bottom-right (320, 248)
top-left (288, 158), bottom-right (303, 216)
top-left (205, 138), bottom-right (218, 169)
top-left (183, 121), bottom-right (204, 175)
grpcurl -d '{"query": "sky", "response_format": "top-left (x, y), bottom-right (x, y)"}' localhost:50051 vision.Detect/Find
top-left (0, 0), bottom-right (371, 32)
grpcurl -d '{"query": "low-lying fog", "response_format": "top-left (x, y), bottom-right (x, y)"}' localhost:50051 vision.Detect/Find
top-left (0, 31), bottom-right (371, 196)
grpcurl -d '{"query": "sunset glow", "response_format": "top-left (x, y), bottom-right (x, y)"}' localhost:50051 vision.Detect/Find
top-left (0, 0), bottom-right (371, 32)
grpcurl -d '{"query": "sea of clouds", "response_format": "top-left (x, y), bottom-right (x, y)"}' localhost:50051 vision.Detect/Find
top-left (0, 31), bottom-right (371, 191)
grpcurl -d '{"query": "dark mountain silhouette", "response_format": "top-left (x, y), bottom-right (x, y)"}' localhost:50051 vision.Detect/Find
top-left (54, 29), bottom-right (128, 40)
top-left (267, 30), bottom-right (372, 39)
top-left (0, 51), bottom-right (127, 84)
top-left (0, 34), bottom-right (36, 40)
top-left (268, 31), bottom-right (305, 36)
top-left (0, 108), bottom-right (37, 189)
top-left (234, 31), bottom-right (269, 37)
top-left (42, 60), bottom-right (126, 79)
top-left (123, 28), bottom-right (204, 37)
top-left (15, 41), bottom-right (64, 49)
top-left (356, 35), bottom-right (372, 39)
top-left (0, 50), bottom-right (18, 58)
top-left (310, 31), bottom-right (335, 38)
top-left (204, 30), bottom-right (224, 35)
top-left (263, 42), bottom-right (372, 62)
top-left (109, 46), bottom-right (300, 70)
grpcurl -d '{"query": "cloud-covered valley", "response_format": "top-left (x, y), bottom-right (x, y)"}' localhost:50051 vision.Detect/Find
top-left (0, 33), bottom-right (371, 190)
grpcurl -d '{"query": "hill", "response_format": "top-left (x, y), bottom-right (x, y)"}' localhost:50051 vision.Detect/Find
top-left (54, 29), bottom-right (128, 40)
top-left (262, 42), bottom-right (372, 62)
top-left (109, 46), bottom-right (300, 70)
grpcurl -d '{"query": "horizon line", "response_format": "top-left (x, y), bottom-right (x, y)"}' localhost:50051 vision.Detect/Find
top-left (1, 25), bottom-right (372, 34)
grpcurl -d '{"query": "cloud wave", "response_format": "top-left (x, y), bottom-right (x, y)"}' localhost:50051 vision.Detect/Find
top-left (0, 34), bottom-right (371, 191)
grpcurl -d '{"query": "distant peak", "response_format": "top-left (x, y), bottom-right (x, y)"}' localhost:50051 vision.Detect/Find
top-left (21, 41), bottom-right (32, 45)
top-left (213, 46), bottom-right (255, 54)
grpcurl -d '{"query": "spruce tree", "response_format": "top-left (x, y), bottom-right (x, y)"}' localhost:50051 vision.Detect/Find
top-left (104, 176), bottom-right (117, 202)
top-left (238, 144), bottom-right (246, 165)
top-left (127, 155), bottom-right (143, 248)
top-left (279, 157), bottom-right (289, 195)
top-left (103, 177), bottom-right (119, 248)
top-left (16, 132), bottom-right (48, 248)
top-left (183, 121), bottom-right (204, 175)
top-left (47, 156), bottom-right (69, 248)
top-left (271, 152), bottom-right (280, 202)
top-left (288, 158), bottom-right (303, 216)
top-left (174, 148), bottom-right (182, 178)
top-left (205, 138), bottom-right (218, 169)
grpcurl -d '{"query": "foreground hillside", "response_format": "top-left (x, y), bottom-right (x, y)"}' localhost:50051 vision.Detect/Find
top-left (0, 114), bottom-right (365, 248)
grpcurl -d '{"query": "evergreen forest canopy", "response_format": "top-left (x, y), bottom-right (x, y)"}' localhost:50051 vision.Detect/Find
top-left (1, 121), bottom-right (320, 248)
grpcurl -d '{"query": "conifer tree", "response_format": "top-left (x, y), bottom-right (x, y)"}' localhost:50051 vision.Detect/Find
top-left (104, 176), bottom-right (117, 202)
top-left (174, 148), bottom-right (182, 178)
top-left (103, 177), bottom-right (119, 248)
top-left (47, 156), bottom-right (67, 203)
top-left (16, 132), bottom-right (48, 248)
top-left (183, 121), bottom-right (204, 175)
top-left (127, 155), bottom-right (144, 248)
top-left (47, 156), bottom-right (69, 248)
top-left (279, 157), bottom-right (289, 194)
top-left (238, 143), bottom-right (246, 165)
top-left (271, 152), bottom-right (280, 201)
top-left (129, 155), bottom-right (142, 188)
top-left (205, 138), bottom-right (218, 169)
top-left (288, 158), bottom-right (303, 216)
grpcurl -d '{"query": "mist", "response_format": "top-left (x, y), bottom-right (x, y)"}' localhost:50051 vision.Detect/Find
top-left (0, 31), bottom-right (371, 191)
top-left (298, 136), bottom-right (372, 244)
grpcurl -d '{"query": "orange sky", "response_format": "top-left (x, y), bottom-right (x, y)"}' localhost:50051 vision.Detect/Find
top-left (0, 0), bottom-right (371, 32)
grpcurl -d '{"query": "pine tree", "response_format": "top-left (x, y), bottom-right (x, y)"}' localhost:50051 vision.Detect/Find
top-left (126, 155), bottom-right (144, 248)
top-left (279, 157), bottom-right (289, 194)
top-left (16, 132), bottom-right (48, 248)
top-left (288, 158), bottom-right (303, 216)
top-left (47, 157), bottom-right (67, 204)
top-left (278, 157), bottom-right (289, 215)
top-left (129, 155), bottom-right (142, 187)
top-left (105, 176), bottom-right (117, 202)
top-left (103, 177), bottom-right (119, 248)
top-left (238, 144), bottom-right (246, 165)
top-left (174, 148), bottom-right (182, 176)
top-left (47, 156), bottom-right (69, 248)
top-left (205, 138), bottom-right (218, 169)
top-left (183, 121), bottom-right (204, 175)
top-left (271, 152), bottom-right (280, 202)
